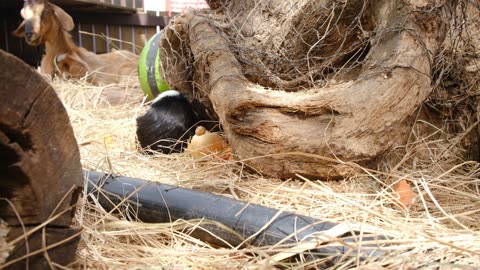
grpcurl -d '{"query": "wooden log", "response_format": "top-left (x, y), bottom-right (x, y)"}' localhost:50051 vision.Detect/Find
top-left (4, 227), bottom-right (81, 270)
top-left (0, 49), bottom-right (83, 268)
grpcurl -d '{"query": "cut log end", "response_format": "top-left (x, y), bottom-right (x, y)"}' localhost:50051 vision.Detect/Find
top-left (0, 50), bottom-right (83, 268)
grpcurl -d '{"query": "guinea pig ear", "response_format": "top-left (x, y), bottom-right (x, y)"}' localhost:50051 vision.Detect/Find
top-left (49, 3), bottom-right (74, 32)
top-left (13, 20), bottom-right (26, 37)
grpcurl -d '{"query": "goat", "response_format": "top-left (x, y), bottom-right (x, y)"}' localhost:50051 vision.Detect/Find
top-left (13, 1), bottom-right (213, 154)
top-left (14, 0), bottom-right (138, 85)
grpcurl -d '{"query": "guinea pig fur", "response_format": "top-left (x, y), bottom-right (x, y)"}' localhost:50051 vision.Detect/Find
top-left (136, 90), bottom-right (200, 154)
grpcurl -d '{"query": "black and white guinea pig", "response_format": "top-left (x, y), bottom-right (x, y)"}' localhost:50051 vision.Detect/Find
top-left (136, 90), bottom-right (201, 154)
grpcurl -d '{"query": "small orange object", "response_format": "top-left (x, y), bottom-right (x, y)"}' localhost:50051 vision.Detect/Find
top-left (392, 180), bottom-right (415, 209)
top-left (187, 126), bottom-right (229, 158)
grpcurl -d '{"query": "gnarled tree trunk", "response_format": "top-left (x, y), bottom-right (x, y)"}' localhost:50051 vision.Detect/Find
top-left (159, 0), bottom-right (447, 179)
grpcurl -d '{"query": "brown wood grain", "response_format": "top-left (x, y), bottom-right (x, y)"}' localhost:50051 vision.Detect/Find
top-left (0, 50), bottom-right (83, 227)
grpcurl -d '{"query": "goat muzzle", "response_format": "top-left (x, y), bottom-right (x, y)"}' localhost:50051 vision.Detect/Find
top-left (24, 21), bottom-right (33, 39)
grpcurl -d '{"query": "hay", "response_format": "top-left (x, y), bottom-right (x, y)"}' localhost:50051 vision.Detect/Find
top-left (44, 70), bottom-right (480, 269)
top-left (8, 0), bottom-right (475, 268)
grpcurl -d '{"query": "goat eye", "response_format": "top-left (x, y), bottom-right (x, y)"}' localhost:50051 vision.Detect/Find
top-left (41, 10), bottom-right (48, 19)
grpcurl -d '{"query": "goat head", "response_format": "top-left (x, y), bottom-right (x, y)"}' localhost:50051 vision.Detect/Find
top-left (14, 1), bottom-right (74, 46)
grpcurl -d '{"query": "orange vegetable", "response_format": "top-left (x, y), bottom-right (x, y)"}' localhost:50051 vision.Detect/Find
top-left (393, 180), bottom-right (415, 209)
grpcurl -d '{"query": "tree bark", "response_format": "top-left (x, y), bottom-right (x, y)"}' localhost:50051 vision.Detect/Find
top-left (160, 0), bottom-right (447, 179)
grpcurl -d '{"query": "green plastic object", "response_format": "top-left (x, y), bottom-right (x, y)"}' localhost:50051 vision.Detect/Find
top-left (138, 31), bottom-right (169, 100)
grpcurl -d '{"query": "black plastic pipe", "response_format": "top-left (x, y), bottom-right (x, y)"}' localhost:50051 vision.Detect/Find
top-left (84, 171), bottom-right (386, 260)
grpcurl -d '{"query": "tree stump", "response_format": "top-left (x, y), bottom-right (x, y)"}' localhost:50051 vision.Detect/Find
top-left (159, 0), bottom-right (449, 179)
top-left (0, 49), bottom-right (83, 269)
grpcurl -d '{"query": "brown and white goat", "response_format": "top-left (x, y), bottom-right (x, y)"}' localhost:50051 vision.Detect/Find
top-left (14, 0), bottom-right (138, 85)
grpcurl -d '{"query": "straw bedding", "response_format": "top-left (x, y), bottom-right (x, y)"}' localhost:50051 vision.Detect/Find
top-left (2, 0), bottom-right (479, 268)
top-left (47, 74), bottom-right (480, 269)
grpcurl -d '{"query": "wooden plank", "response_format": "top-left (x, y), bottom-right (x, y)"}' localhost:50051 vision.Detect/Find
top-left (133, 25), bottom-right (146, 53)
top-left (71, 22), bottom-right (80, 46)
top-left (67, 12), bottom-right (169, 27)
top-left (80, 23), bottom-right (95, 52)
top-left (94, 23), bottom-right (107, 53)
top-left (51, 0), bottom-right (137, 14)
top-left (108, 25), bottom-right (122, 50)
top-left (120, 25), bottom-right (133, 52)
top-left (146, 27), bottom-right (158, 41)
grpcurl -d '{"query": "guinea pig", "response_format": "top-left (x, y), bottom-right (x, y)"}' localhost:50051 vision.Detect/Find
top-left (136, 90), bottom-right (201, 154)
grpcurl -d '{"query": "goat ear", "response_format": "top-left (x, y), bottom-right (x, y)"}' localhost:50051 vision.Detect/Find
top-left (57, 53), bottom-right (90, 78)
top-left (13, 20), bottom-right (26, 37)
top-left (54, 53), bottom-right (74, 78)
top-left (49, 3), bottom-right (74, 32)
top-left (55, 53), bottom-right (67, 63)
